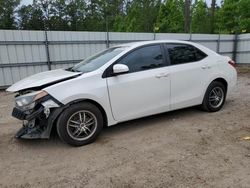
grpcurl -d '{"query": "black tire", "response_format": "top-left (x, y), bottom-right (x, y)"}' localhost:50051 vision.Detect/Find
top-left (57, 102), bottom-right (103, 146)
top-left (201, 81), bottom-right (226, 112)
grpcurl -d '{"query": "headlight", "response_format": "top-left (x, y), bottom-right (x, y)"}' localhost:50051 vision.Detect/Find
top-left (15, 90), bottom-right (48, 110)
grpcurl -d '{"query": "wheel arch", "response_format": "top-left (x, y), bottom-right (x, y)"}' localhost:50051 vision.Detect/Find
top-left (64, 99), bottom-right (108, 128)
top-left (201, 77), bottom-right (228, 112)
top-left (46, 98), bottom-right (108, 138)
top-left (201, 77), bottom-right (228, 105)
top-left (211, 77), bottom-right (228, 93)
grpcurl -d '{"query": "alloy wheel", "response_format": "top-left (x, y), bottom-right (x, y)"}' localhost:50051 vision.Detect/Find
top-left (208, 86), bottom-right (224, 108)
top-left (66, 110), bottom-right (97, 141)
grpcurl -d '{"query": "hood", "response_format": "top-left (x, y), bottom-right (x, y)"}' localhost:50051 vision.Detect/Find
top-left (7, 69), bottom-right (81, 92)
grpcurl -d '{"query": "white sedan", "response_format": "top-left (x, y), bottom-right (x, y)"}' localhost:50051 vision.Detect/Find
top-left (7, 40), bottom-right (237, 146)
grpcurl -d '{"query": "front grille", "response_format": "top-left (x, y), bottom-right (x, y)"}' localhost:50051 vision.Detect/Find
top-left (12, 107), bottom-right (26, 120)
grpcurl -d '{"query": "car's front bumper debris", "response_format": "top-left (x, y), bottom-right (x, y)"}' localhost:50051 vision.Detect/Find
top-left (12, 96), bottom-right (63, 139)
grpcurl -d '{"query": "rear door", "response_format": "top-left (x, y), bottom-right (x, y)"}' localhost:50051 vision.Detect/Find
top-left (106, 44), bottom-right (171, 121)
top-left (165, 43), bottom-right (211, 110)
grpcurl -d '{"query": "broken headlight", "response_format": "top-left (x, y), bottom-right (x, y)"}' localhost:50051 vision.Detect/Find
top-left (15, 90), bottom-right (48, 111)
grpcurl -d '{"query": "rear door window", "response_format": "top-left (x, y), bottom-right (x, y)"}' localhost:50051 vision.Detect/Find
top-left (166, 44), bottom-right (207, 65)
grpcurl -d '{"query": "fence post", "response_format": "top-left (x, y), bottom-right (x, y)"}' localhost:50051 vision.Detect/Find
top-left (189, 32), bottom-right (192, 41)
top-left (232, 33), bottom-right (238, 62)
top-left (106, 30), bottom-right (110, 48)
top-left (217, 33), bottom-right (221, 53)
top-left (44, 30), bottom-right (51, 70)
top-left (105, 16), bottom-right (110, 48)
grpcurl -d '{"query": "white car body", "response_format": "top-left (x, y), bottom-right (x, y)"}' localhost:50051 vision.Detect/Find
top-left (7, 40), bottom-right (237, 142)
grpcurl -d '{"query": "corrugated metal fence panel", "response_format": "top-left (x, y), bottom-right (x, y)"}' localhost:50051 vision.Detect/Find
top-left (219, 35), bottom-right (235, 58)
top-left (155, 33), bottom-right (190, 40)
top-left (0, 65), bottom-right (49, 87)
top-left (237, 33), bottom-right (250, 64)
top-left (110, 32), bottom-right (153, 41)
top-left (191, 34), bottom-right (218, 51)
top-left (155, 33), bottom-right (235, 57)
top-left (0, 30), bottom-right (48, 86)
top-left (109, 32), bottom-right (154, 47)
top-left (0, 30), bottom-right (248, 87)
top-left (47, 31), bottom-right (107, 65)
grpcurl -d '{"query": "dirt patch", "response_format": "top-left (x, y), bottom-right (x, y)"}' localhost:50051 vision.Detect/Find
top-left (0, 73), bottom-right (250, 188)
top-left (236, 65), bottom-right (250, 75)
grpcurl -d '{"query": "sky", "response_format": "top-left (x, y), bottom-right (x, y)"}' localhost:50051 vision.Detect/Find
top-left (21, 0), bottom-right (32, 6)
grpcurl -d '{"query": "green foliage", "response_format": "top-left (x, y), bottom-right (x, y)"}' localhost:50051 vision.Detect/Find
top-left (0, 0), bottom-right (20, 29)
top-left (156, 0), bottom-right (184, 33)
top-left (191, 0), bottom-right (210, 33)
top-left (18, 5), bottom-right (44, 30)
top-left (217, 0), bottom-right (239, 33)
top-left (114, 0), bottom-right (161, 32)
top-left (0, 0), bottom-right (249, 34)
top-left (64, 0), bottom-right (87, 31)
top-left (218, 0), bottom-right (250, 33)
top-left (239, 0), bottom-right (250, 33)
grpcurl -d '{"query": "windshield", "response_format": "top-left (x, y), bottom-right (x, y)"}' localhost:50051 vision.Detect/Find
top-left (70, 46), bottom-right (127, 73)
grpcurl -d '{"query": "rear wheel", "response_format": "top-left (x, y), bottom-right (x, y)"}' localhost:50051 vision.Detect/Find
top-left (201, 81), bottom-right (226, 112)
top-left (57, 102), bottom-right (103, 146)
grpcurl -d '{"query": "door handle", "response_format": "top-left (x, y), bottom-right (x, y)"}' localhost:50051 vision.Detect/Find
top-left (201, 65), bottom-right (207, 69)
top-left (163, 73), bottom-right (169, 77)
top-left (155, 73), bottom-right (169, 78)
top-left (201, 65), bottom-right (211, 69)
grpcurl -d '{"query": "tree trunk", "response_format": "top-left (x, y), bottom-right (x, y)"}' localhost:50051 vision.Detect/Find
top-left (184, 0), bottom-right (190, 33)
top-left (210, 0), bottom-right (216, 33)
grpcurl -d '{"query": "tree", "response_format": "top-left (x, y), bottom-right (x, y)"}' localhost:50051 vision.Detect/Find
top-left (191, 0), bottom-right (210, 33)
top-left (17, 5), bottom-right (44, 30)
top-left (64, 0), bottom-right (87, 31)
top-left (105, 0), bottom-right (125, 31)
top-left (184, 0), bottom-right (191, 33)
top-left (49, 0), bottom-right (69, 30)
top-left (210, 0), bottom-right (216, 33)
top-left (218, 0), bottom-right (250, 33)
top-left (10, 0), bottom-right (250, 33)
top-left (82, 1), bottom-right (102, 31)
top-left (113, 0), bottom-right (161, 32)
top-left (0, 0), bottom-right (20, 29)
top-left (156, 0), bottom-right (184, 33)
top-left (238, 0), bottom-right (250, 33)
top-left (33, 0), bottom-right (54, 29)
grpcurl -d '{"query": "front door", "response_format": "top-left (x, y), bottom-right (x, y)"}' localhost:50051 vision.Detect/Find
top-left (106, 44), bottom-right (171, 121)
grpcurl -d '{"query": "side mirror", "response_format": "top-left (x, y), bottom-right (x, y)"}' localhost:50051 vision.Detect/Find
top-left (113, 64), bottom-right (129, 75)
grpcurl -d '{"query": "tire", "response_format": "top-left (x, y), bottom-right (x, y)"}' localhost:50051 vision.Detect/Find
top-left (57, 102), bottom-right (103, 146)
top-left (201, 81), bottom-right (226, 112)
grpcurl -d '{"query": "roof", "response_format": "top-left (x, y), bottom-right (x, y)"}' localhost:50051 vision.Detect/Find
top-left (115, 40), bottom-right (218, 56)
top-left (117, 40), bottom-right (196, 48)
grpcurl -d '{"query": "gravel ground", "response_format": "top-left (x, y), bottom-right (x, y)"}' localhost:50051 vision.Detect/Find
top-left (0, 69), bottom-right (249, 188)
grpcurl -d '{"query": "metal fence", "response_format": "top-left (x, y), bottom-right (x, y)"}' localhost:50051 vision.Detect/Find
top-left (0, 30), bottom-right (249, 88)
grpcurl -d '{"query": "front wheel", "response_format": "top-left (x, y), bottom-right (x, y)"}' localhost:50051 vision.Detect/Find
top-left (201, 81), bottom-right (226, 112)
top-left (57, 102), bottom-right (103, 146)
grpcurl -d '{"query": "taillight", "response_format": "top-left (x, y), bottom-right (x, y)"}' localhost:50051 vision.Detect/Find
top-left (228, 60), bottom-right (236, 67)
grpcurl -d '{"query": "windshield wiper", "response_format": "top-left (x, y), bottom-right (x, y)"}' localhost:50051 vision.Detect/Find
top-left (65, 67), bottom-right (81, 72)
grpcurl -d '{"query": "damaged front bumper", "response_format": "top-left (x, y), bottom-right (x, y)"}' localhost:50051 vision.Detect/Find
top-left (12, 97), bottom-right (63, 139)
